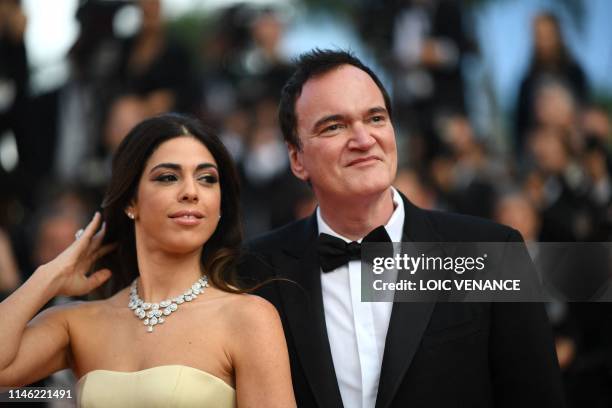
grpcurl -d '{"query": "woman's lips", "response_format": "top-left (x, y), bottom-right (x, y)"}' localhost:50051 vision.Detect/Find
top-left (171, 214), bottom-right (202, 226)
top-left (169, 211), bottom-right (203, 226)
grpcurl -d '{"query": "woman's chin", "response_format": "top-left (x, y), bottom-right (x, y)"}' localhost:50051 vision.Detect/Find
top-left (161, 241), bottom-right (206, 257)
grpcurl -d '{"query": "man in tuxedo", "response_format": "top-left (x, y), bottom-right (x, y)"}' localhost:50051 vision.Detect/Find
top-left (240, 49), bottom-right (564, 407)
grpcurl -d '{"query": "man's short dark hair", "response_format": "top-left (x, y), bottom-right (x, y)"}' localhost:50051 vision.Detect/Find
top-left (279, 49), bottom-right (393, 149)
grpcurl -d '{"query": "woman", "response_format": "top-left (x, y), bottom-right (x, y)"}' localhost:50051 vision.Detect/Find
top-left (0, 113), bottom-right (296, 407)
top-left (514, 11), bottom-right (588, 155)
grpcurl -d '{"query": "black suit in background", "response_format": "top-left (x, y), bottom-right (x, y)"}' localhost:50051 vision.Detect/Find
top-left (239, 193), bottom-right (565, 408)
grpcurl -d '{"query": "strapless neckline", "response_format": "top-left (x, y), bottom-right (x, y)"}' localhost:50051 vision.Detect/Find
top-left (77, 364), bottom-right (234, 390)
top-left (77, 364), bottom-right (236, 407)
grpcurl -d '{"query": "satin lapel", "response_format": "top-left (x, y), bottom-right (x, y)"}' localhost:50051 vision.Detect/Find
top-left (375, 195), bottom-right (440, 408)
top-left (277, 215), bottom-right (344, 408)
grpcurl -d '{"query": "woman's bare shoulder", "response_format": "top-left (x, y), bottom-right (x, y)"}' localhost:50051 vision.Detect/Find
top-left (220, 294), bottom-right (289, 378)
top-left (226, 292), bottom-right (278, 318)
top-left (53, 287), bottom-right (130, 322)
top-left (29, 299), bottom-right (99, 330)
top-left (211, 292), bottom-right (281, 333)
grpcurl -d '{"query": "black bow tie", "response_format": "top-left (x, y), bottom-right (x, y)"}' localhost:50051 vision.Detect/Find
top-left (317, 226), bottom-right (391, 272)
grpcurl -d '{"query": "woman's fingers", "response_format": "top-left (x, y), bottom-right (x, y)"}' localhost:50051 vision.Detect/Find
top-left (89, 243), bottom-right (117, 263)
top-left (85, 268), bottom-right (112, 293)
top-left (74, 212), bottom-right (102, 247)
top-left (85, 221), bottom-right (106, 257)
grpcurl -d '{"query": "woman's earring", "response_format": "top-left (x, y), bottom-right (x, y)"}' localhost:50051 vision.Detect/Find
top-left (127, 212), bottom-right (135, 219)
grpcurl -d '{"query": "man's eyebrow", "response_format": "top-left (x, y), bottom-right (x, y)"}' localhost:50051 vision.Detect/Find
top-left (367, 106), bottom-right (388, 115)
top-left (149, 162), bottom-right (218, 173)
top-left (312, 114), bottom-right (344, 132)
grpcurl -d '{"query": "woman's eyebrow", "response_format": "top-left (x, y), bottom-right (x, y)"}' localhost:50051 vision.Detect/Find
top-left (149, 162), bottom-right (218, 173)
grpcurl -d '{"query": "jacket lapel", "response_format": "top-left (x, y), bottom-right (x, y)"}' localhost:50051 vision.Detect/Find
top-left (375, 195), bottom-right (441, 408)
top-left (276, 215), bottom-right (344, 408)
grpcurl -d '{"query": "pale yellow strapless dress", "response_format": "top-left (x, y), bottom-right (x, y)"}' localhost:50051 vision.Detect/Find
top-left (76, 365), bottom-right (236, 407)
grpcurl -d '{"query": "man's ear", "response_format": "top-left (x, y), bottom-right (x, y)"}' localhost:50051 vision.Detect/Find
top-left (288, 143), bottom-right (309, 182)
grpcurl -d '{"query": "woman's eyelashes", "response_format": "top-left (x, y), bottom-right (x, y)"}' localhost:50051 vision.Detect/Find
top-left (198, 174), bottom-right (219, 184)
top-left (154, 173), bottom-right (178, 183)
top-left (153, 172), bottom-right (218, 185)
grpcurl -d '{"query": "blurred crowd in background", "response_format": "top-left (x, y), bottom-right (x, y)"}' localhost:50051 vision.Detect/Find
top-left (1, 0), bottom-right (612, 406)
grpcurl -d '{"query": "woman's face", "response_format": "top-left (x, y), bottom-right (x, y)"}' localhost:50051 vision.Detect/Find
top-left (534, 16), bottom-right (561, 61)
top-left (127, 136), bottom-right (221, 255)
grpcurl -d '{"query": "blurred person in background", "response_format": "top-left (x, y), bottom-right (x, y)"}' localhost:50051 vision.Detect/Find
top-left (236, 7), bottom-right (292, 102)
top-left (515, 11), bottom-right (588, 155)
top-left (238, 95), bottom-right (306, 238)
top-left (197, 5), bottom-right (290, 125)
top-left (391, 0), bottom-right (470, 162)
top-left (493, 191), bottom-right (588, 407)
top-left (532, 80), bottom-right (583, 155)
top-left (516, 114), bottom-right (612, 407)
top-left (99, 93), bottom-right (150, 186)
top-left (417, 113), bottom-right (508, 218)
top-left (435, 113), bottom-right (508, 218)
top-left (23, 187), bottom-right (95, 277)
top-left (0, 0), bottom-right (29, 213)
top-left (0, 0), bottom-right (26, 123)
top-left (0, 0), bottom-right (24, 296)
top-left (27, 193), bottom-right (92, 398)
top-left (103, 94), bottom-right (149, 155)
top-left (393, 167), bottom-right (438, 210)
top-left (0, 227), bottom-right (20, 300)
top-left (197, 4), bottom-right (252, 126)
top-left (30, 204), bottom-right (89, 277)
top-left (581, 136), bottom-right (612, 240)
top-left (24, 1), bottom-right (127, 200)
top-left (495, 191), bottom-right (541, 245)
top-left (194, 4), bottom-right (301, 238)
top-left (118, 0), bottom-right (196, 114)
top-left (580, 104), bottom-right (611, 150)
top-left (527, 125), bottom-right (595, 241)
top-left (217, 105), bottom-right (250, 163)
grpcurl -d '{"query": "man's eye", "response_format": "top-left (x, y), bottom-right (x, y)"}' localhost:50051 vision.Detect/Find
top-left (323, 124), bottom-right (343, 133)
top-left (371, 115), bottom-right (385, 123)
top-left (155, 174), bottom-right (177, 182)
top-left (199, 174), bottom-right (219, 184)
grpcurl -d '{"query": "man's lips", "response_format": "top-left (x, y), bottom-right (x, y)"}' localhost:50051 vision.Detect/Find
top-left (346, 156), bottom-right (381, 167)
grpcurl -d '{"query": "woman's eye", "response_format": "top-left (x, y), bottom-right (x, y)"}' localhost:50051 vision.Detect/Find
top-left (199, 174), bottom-right (219, 184)
top-left (155, 174), bottom-right (178, 182)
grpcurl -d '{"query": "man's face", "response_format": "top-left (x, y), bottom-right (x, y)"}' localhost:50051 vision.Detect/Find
top-left (289, 64), bottom-right (397, 203)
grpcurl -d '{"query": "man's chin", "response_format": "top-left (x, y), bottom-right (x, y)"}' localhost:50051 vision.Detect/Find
top-left (347, 180), bottom-right (392, 198)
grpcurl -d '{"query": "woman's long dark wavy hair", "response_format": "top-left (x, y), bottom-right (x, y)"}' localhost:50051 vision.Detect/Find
top-left (96, 113), bottom-right (244, 296)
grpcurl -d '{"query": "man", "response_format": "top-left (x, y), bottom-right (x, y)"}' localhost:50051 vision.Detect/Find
top-left (240, 49), bottom-right (564, 408)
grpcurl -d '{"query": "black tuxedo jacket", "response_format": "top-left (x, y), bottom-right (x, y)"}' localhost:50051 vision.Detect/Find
top-left (239, 194), bottom-right (565, 408)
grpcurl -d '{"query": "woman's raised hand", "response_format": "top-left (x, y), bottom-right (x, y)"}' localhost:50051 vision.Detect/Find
top-left (40, 212), bottom-right (115, 297)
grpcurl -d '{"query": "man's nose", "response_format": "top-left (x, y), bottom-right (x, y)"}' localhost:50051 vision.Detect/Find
top-left (348, 123), bottom-right (376, 150)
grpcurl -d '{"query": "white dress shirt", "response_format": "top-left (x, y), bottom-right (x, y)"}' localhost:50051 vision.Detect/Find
top-left (318, 187), bottom-right (405, 408)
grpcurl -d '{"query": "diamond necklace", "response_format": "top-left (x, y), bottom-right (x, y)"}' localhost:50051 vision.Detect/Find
top-left (128, 275), bottom-right (209, 333)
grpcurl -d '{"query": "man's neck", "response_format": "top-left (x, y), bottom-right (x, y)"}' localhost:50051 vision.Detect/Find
top-left (318, 188), bottom-right (395, 241)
